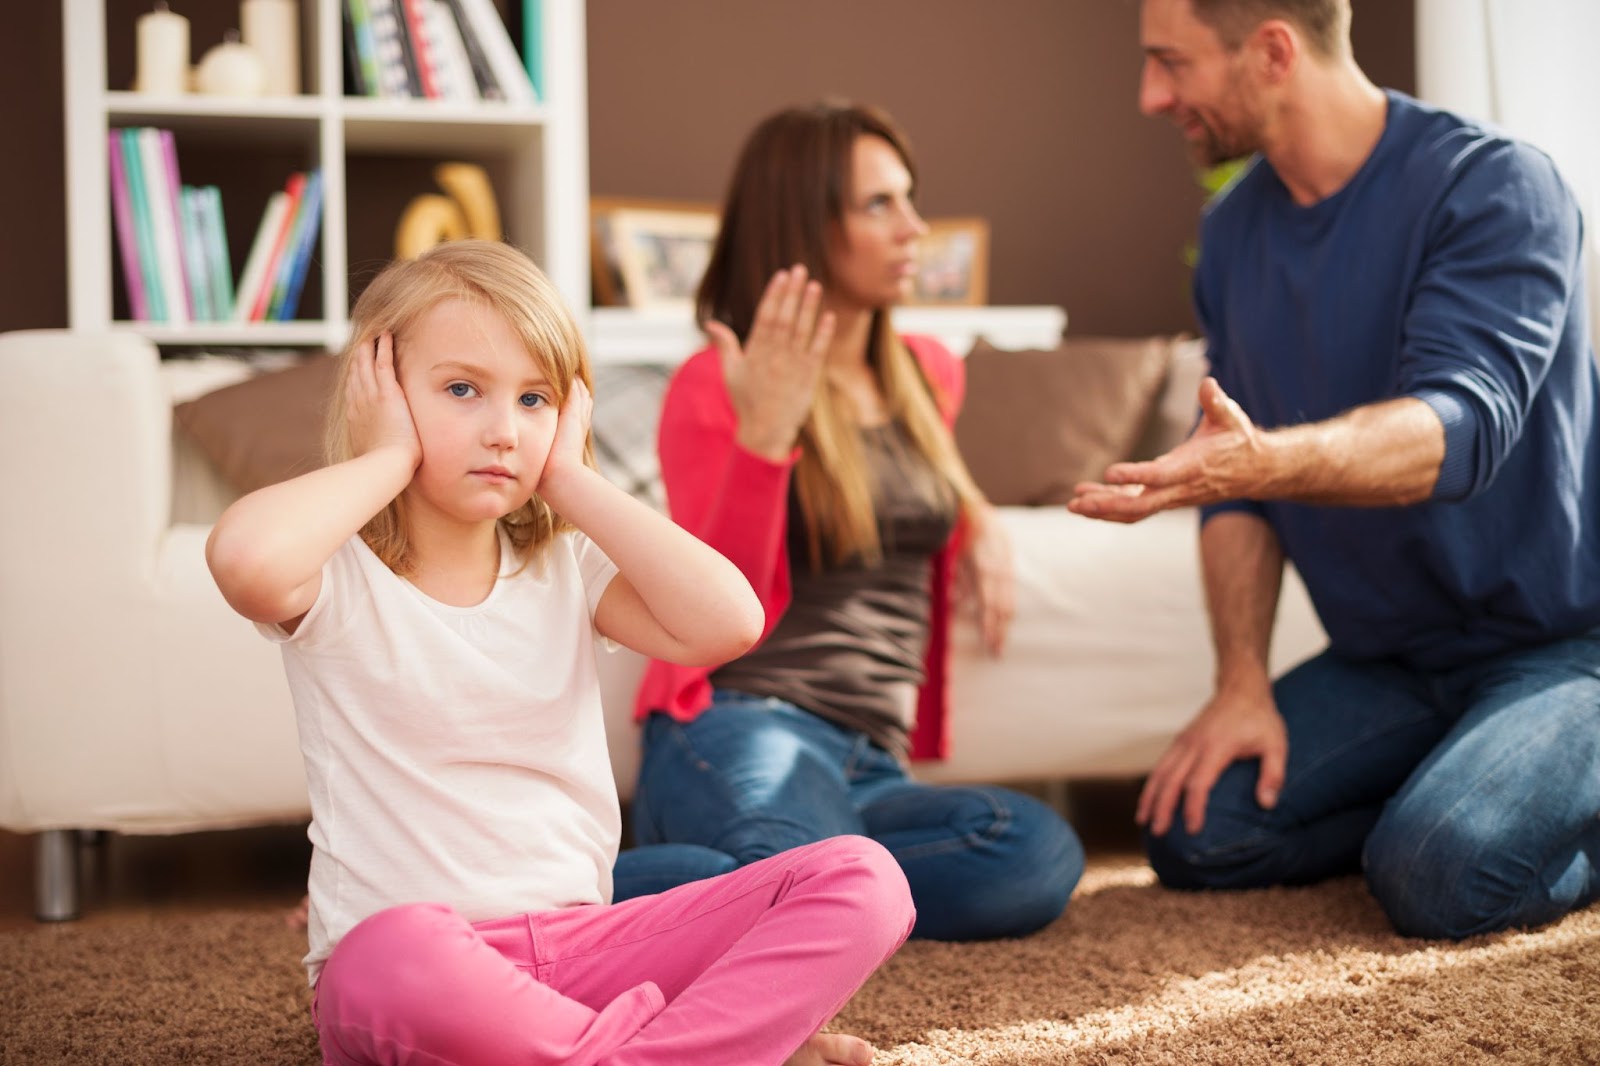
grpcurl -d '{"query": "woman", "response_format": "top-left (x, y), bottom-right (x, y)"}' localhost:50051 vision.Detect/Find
top-left (623, 102), bottom-right (1083, 940)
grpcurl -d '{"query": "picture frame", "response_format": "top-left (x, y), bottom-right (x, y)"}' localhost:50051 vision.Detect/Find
top-left (590, 197), bottom-right (719, 309)
top-left (908, 217), bottom-right (990, 306)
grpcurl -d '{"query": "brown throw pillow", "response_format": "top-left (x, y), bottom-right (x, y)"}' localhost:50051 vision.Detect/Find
top-left (954, 336), bottom-right (1175, 506)
top-left (173, 353), bottom-right (338, 495)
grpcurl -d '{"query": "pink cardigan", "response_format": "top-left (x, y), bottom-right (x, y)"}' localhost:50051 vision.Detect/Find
top-left (633, 334), bottom-right (966, 761)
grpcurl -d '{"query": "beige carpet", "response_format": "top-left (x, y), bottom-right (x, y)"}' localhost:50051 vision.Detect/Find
top-left (3, 859), bottom-right (1596, 1065)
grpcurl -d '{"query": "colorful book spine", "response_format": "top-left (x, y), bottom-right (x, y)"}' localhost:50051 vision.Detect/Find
top-left (442, 0), bottom-right (500, 100)
top-left (271, 169), bottom-right (324, 320)
top-left (423, 0), bottom-right (476, 101)
top-left (120, 128), bottom-right (167, 322)
top-left (180, 187), bottom-right (215, 321)
top-left (158, 129), bottom-right (196, 320)
top-left (455, 0), bottom-right (536, 104)
top-left (348, 0), bottom-right (383, 97)
top-left (107, 131), bottom-right (149, 321)
top-left (248, 171), bottom-right (306, 321)
top-left (521, 0), bottom-right (542, 102)
top-left (137, 127), bottom-right (189, 324)
top-left (203, 186), bottom-right (234, 319)
top-left (399, 0), bottom-right (441, 98)
top-left (367, 0), bottom-right (415, 98)
top-left (232, 191), bottom-right (291, 322)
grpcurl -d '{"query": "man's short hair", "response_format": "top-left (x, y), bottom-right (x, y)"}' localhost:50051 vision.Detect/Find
top-left (1189, 0), bottom-right (1351, 57)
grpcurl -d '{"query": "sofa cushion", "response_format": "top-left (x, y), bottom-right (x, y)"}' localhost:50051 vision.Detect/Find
top-left (173, 354), bottom-right (337, 495)
top-left (1128, 334), bottom-right (1210, 461)
top-left (954, 336), bottom-right (1175, 506)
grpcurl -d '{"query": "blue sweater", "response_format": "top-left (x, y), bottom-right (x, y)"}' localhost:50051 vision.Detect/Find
top-left (1197, 90), bottom-right (1600, 671)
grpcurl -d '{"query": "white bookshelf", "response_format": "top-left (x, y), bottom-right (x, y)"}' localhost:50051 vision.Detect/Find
top-left (64, 0), bottom-right (590, 351)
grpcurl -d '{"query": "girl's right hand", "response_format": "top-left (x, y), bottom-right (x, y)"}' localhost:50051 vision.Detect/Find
top-left (706, 265), bottom-right (835, 461)
top-left (347, 331), bottom-right (422, 470)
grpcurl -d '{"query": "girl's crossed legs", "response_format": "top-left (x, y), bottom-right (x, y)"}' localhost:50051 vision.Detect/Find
top-left (312, 835), bottom-right (913, 1066)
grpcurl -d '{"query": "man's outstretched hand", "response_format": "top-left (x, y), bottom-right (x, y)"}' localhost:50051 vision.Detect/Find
top-left (1069, 377), bottom-right (1274, 523)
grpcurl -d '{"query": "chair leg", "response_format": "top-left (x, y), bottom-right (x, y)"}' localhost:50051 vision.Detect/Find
top-left (35, 829), bottom-right (80, 922)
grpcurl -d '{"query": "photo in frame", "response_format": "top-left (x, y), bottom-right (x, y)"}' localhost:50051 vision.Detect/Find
top-left (909, 217), bottom-right (990, 306)
top-left (590, 197), bottom-right (719, 308)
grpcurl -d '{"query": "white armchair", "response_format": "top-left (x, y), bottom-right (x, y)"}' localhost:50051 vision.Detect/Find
top-left (0, 331), bottom-right (307, 919)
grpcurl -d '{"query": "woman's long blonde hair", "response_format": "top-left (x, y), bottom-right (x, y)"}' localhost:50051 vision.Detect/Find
top-left (325, 239), bottom-right (595, 576)
top-left (697, 102), bottom-right (985, 569)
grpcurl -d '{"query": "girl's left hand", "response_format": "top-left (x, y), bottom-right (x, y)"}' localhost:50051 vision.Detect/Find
top-left (960, 504), bottom-right (1015, 656)
top-left (539, 378), bottom-right (593, 492)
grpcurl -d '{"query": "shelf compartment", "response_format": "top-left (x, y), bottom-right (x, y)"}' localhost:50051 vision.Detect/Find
top-left (106, 92), bottom-right (324, 146)
top-left (110, 321), bottom-right (340, 348)
top-left (341, 99), bottom-right (545, 155)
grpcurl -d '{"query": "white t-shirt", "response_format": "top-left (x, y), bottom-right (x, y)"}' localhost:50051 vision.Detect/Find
top-left (259, 530), bottom-right (620, 984)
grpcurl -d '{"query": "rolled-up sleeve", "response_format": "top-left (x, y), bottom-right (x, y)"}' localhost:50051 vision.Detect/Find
top-left (1399, 139), bottom-right (1583, 502)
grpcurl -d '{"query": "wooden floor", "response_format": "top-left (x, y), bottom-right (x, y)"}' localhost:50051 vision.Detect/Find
top-left (0, 780), bottom-right (1144, 931)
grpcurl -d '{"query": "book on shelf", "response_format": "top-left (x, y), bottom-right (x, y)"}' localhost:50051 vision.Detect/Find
top-left (453, 0), bottom-right (537, 103)
top-left (157, 130), bottom-right (196, 320)
top-left (347, 0), bottom-right (535, 103)
top-left (233, 191), bottom-right (291, 323)
top-left (136, 127), bottom-right (190, 324)
top-left (106, 131), bottom-right (149, 320)
top-left (201, 186), bottom-right (234, 319)
top-left (398, 0), bottom-right (442, 99)
top-left (442, 0), bottom-right (501, 100)
top-left (421, 0), bottom-right (477, 102)
top-left (116, 129), bottom-right (166, 321)
top-left (247, 171), bottom-right (308, 321)
top-left (366, 0), bottom-right (416, 98)
top-left (179, 187), bottom-right (214, 321)
top-left (269, 169), bottom-right (324, 321)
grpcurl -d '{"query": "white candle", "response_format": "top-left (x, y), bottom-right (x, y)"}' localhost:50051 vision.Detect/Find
top-left (241, 0), bottom-right (299, 97)
top-left (135, 2), bottom-right (189, 96)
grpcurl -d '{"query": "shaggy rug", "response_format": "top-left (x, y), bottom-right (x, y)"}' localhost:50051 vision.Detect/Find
top-left (2, 859), bottom-right (1596, 1065)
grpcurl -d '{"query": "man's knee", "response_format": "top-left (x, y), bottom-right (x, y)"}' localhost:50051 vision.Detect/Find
top-left (1364, 810), bottom-right (1512, 940)
top-left (1144, 815), bottom-right (1282, 891)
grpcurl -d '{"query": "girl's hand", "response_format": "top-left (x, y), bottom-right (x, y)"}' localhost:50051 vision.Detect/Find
top-left (538, 377), bottom-right (593, 493)
top-left (347, 332), bottom-right (421, 469)
top-left (706, 265), bottom-right (836, 461)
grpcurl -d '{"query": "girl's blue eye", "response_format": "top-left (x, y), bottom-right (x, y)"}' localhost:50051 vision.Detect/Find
top-left (520, 392), bottom-right (546, 408)
top-left (448, 382), bottom-right (474, 398)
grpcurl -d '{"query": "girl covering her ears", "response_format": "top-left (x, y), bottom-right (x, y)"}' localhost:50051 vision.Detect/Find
top-left (206, 239), bottom-right (913, 1066)
top-left (624, 103), bottom-right (1086, 940)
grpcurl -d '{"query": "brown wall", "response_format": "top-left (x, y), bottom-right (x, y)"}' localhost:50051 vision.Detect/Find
top-left (1, 1), bottom-right (1411, 336)
top-left (589, 0), bottom-right (1415, 335)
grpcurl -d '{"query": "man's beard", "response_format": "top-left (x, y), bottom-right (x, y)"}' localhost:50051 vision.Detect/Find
top-left (1187, 112), bottom-right (1256, 168)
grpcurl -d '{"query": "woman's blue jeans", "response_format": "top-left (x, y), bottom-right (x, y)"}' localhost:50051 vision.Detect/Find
top-left (1145, 625), bottom-right (1600, 939)
top-left (616, 691), bottom-right (1085, 941)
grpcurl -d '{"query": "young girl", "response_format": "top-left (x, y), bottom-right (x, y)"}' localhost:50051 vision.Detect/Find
top-left (207, 240), bottom-right (913, 1066)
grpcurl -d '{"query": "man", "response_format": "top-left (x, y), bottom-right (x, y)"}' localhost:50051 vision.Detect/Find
top-left (1071, 0), bottom-right (1600, 939)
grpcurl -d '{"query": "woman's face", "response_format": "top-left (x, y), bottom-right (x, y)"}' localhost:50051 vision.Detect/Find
top-left (828, 134), bottom-right (928, 311)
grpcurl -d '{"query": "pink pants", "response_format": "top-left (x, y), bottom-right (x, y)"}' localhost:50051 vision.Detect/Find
top-left (311, 835), bottom-right (914, 1065)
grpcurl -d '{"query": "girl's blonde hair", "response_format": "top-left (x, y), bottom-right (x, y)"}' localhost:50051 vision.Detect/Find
top-left (697, 102), bottom-right (986, 569)
top-left (326, 239), bottom-right (595, 575)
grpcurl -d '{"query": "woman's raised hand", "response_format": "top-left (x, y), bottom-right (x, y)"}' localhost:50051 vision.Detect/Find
top-left (705, 265), bottom-right (836, 461)
top-left (347, 331), bottom-right (422, 470)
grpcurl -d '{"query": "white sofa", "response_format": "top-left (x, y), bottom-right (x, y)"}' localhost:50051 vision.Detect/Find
top-left (0, 329), bottom-right (1326, 919)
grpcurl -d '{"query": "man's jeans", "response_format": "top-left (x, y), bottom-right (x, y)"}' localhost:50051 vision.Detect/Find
top-left (1146, 626), bottom-right (1600, 939)
top-left (619, 691), bottom-right (1085, 941)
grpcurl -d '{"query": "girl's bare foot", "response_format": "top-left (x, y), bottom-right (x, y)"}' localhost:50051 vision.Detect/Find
top-left (286, 893), bottom-right (309, 931)
top-left (785, 1033), bottom-right (874, 1066)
